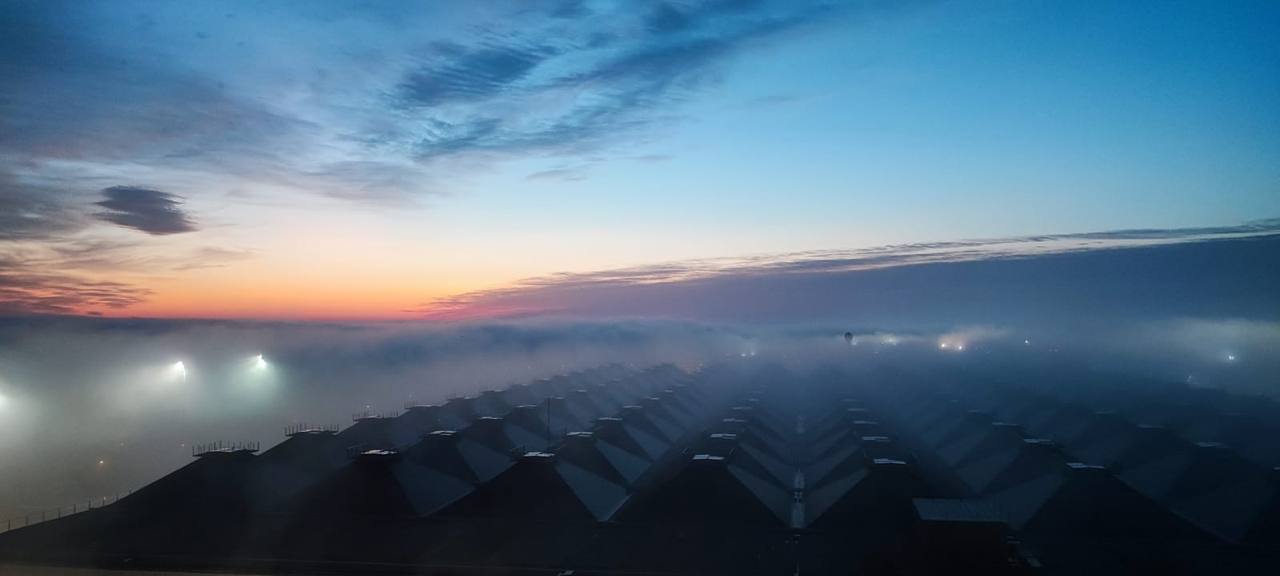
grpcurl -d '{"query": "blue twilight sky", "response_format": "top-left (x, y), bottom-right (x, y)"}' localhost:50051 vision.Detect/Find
top-left (0, 0), bottom-right (1277, 318)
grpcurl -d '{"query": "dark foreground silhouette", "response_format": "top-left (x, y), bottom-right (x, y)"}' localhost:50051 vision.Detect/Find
top-left (2, 361), bottom-right (1279, 575)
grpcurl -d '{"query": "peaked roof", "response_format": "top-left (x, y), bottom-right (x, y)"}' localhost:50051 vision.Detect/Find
top-left (956, 438), bottom-right (1068, 496)
top-left (556, 432), bottom-right (632, 487)
top-left (455, 418), bottom-right (517, 482)
top-left (437, 452), bottom-right (626, 522)
top-left (992, 464), bottom-right (1219, 573)
top-left (806, 458), bottom-right (927, 533)
top-left (617, 452), bottom-right (789, 527)
top-left (400, 430), bottom-right (481, 484)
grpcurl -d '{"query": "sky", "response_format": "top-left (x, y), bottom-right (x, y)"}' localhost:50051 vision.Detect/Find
top-left (1, 0), bottom-right (1278, 320)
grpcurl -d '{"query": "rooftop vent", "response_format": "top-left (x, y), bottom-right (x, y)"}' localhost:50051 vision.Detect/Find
top-left (284, 423), bottom-right (338, 437)
top-left (192, 441), bottom-right (260, 458)
top-left (1065, 462), bottom-right (1106, 471)
top-left (352, 410), bottom-right (398, 421)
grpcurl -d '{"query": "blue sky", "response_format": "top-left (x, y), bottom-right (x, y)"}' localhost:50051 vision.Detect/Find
top-left (0, 0), bottom-right (1277, 317)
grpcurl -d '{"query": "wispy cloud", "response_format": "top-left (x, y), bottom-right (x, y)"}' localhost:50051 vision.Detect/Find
top-left (400, 1), bottom-right (840, 165)
top-left (0, 238), bottom-right (253, 315)
top-left (0, 180), bottom-right (82, 242)
top-left (399, 42), bottom-right (559, 107)
top-left (525, 165), bottom-right (590, 182)
top-left (0, 1), bottom-right (852, 209)
top-left (0, 258), bottom-right (152, 316)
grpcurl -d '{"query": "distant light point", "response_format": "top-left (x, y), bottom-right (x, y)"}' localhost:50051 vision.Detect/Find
top-left (1226, 353), bottom-right (1237, 362)
top-left (252, 354), bottom-right (268, 370)
top-left (172, 361), bottom-right (186, 379)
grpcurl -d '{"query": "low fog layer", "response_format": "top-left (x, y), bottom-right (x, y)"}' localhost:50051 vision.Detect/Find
top-left (1, 315), bottom-right (1276, 521)
top-left (0, 320), bottom-right (747, 520)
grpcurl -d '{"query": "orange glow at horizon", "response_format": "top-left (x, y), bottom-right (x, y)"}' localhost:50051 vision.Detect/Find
top-left (77, 260), bottom-right (530, 321)
top-left (116, 280), bottom-right (484, 321)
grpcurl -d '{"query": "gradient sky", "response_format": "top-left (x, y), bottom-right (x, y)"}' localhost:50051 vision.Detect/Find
top-left (2, 0), bottom-right (1277, 319)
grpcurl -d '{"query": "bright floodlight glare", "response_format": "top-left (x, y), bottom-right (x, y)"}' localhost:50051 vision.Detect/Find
top-left (939, 342), bottom-right (949, 349)
top-left (956, 344), bottom-right (965, 351)
top-left (1227, 354), bottom-right (1237, 362)
top-left (172, 361), bottom-right (187, 379)
top-left (253, 354), bottom-right (268, 370)
top-left (0, 391), bottom-right (8, 409)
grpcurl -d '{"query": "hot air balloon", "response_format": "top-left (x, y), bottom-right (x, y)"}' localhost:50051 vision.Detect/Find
top-left (844, 332), bottom-right (854, 345)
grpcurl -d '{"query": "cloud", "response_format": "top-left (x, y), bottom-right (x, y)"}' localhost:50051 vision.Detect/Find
top-left (173, 247), bottom-right (255, 271)
top-left (94, 186), bottom-right (197, 235)
top-left (0, 257), bottom-right (152, 315)
top-left (0, 238), bottom-right (254, 315)
top-left (400, 42), bottom-right (558, 107)
top-left (0, 180), bottom-right (82, 242)
top-left (414, 222), bottom-right (1280, 323)
top-left (0, 0), bottom-right (857, 210)
top-left (525, 166), bottom-right (589, 181)
top-left (400, 1), bottom-right (841, 163)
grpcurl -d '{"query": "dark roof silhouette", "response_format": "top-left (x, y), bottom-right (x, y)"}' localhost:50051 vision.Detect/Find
top-left (6, 361), bottom-right (1280, 575)
top-left (617, 451), bottom-right (790, 527)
